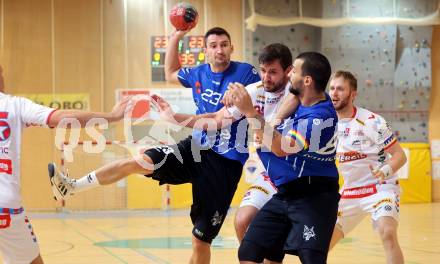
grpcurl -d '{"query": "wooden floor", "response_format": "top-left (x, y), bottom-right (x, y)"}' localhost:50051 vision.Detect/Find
top-left (1, 203), bottom-right (439, 264)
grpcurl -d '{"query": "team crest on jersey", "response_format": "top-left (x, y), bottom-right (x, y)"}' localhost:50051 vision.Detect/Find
top-left (303, 225), bottom-right (316, 241)
top-left (0, 121), bottom-right (11, 142)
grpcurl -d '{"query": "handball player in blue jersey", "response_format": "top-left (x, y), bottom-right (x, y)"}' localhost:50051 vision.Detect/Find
top-left (48, 27), bottom-right (260, 264)
top-left (230, 52), bottom-right (340, 264)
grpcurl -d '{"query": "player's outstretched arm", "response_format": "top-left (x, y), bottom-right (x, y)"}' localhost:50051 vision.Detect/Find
top-left (164, 29), bottom-right (191, 84)
top-left (47, 97), bottom-right (131, 127)
top-left (151, 94), bottom-right (236, 130)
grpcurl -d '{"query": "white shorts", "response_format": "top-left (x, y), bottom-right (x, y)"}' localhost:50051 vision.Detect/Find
top-left (0, 210), bottom-right (40, 264)
top-left (336, 184), bottom-right (400, 236)
top-left (239, 171), bottom-right (278, 210)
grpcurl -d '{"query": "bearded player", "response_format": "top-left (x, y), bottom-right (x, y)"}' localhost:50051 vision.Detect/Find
top-left (328, 70), bottom-right (406, 264)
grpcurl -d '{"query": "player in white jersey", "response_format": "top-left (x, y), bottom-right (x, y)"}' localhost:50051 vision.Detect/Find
top-left (229, 78), bottom-right (291, 241)
top-left (223, 44), bottom-right (301, 263)
top-left (0, 66), bottom-right (131, 264)
top-left (328, 71), bottom-right (407, 264)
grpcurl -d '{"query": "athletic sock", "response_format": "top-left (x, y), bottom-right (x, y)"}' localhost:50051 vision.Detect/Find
top-left (72, 171), bottom-right (100, 193)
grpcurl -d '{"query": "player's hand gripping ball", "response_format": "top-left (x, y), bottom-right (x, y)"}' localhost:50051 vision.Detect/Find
top-left (169, 2), bottom-right (198, 31)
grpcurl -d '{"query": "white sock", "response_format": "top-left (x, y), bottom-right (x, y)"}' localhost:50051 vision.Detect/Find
top-left (72, 171), bottom-right (100, 193)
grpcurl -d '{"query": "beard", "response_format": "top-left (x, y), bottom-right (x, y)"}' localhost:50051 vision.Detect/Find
top-left (333, 96), bottom-right (351, 111)
top-left (265, 80), bottom-right (286, 93)
top-left (289, 85), bottom-right (300, 96)
top-left (289, 86), bottom-right (300, 96)
top-left (289, 79), bottom-right (303, 96)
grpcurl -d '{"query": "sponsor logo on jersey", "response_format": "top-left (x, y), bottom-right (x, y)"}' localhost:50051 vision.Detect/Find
top-left (341, 184), bottom-right (377, 198)
top-left (0, 159), bottom-right (12, 175)
top-left (313, 118), bottom-right (321, 125)
top-left (0, 147), bottom-right (8, 154)
top-left (266, 96), bottom-right (282, 104)
top-left (338, 151), bottom-right (367, 163)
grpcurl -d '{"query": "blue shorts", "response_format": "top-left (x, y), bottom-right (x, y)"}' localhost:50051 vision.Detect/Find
top-left (241, 176), bottom-right (340, 261)
top-left (144, 137), bottom-right (243, 243)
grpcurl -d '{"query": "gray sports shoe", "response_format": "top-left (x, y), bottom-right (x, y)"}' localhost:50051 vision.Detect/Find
top-left (48, 163), bottom-right (75, 201)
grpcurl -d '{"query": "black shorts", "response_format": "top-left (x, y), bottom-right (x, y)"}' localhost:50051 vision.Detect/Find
top-left (144, 137), bottom-right (244, 243)
top-left (240, 176), bottom-right (340, 261)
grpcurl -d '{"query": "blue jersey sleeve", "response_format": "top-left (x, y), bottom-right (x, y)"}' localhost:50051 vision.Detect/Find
top-left (177, 67), bottom-right (193, 88)
top-left (240, 66), bottom-right (261, 86)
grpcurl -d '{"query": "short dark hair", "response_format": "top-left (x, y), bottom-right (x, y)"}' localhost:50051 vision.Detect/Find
top-left (204, 27), bottom-right (231, 46)
top-left (296, 52), bottom-right (331, 92)
top-left (332, 70), bottom-right (357, 91)
top-left (258, 43), bottom-right (292, 71)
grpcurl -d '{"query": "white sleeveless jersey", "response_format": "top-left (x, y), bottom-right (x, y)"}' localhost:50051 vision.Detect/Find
top-left (0, 93), bottom-right (55, 208)
top-left (227, 80), bottom-right (291, 122)
top-left (337, 107), bottom-right (398, 189)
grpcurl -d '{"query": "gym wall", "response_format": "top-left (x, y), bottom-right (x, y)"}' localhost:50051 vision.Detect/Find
top-left (0, 0), bottom-right (244, 211)
top-left (1, 0), bottom-right (439, 211)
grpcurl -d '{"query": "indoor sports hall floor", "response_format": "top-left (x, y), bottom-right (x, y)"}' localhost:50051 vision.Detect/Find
top-left (2, 203), bottom-right (439, 264)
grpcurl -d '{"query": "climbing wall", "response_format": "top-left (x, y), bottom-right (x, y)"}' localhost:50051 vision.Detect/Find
top-left (244, 0), bottom-right (436, 142)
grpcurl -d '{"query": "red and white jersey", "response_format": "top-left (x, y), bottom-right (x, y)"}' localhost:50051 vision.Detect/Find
top-left (337, 107), bottom-right (398, 190)
top-left (0, 93), bottom-right (56, 208)
top-left (227, 80), bottom-right (291, 122)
